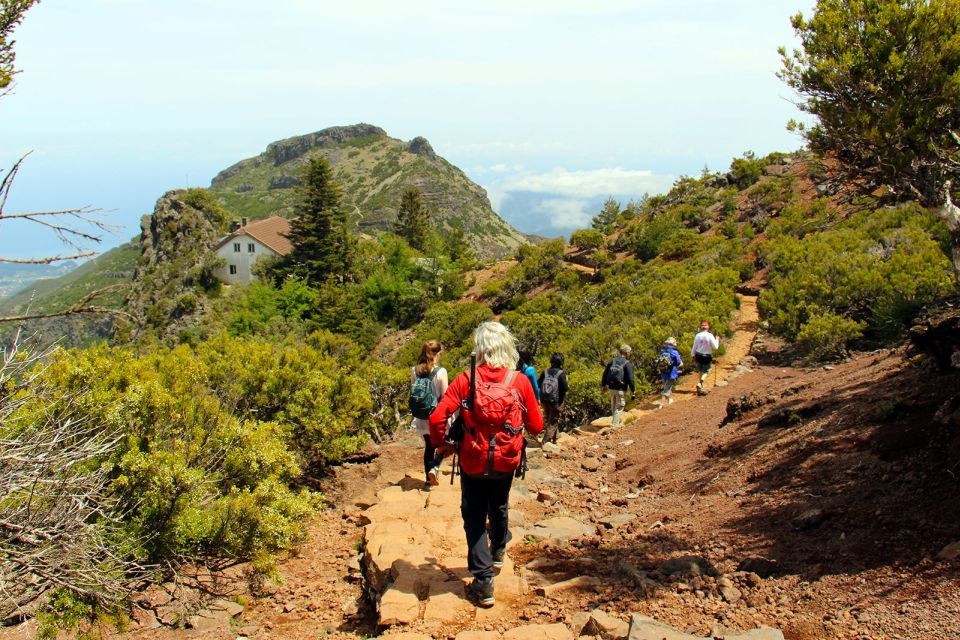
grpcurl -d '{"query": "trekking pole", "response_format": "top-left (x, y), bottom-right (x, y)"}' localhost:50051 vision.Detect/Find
top-left (450, 450), bottom-right (457, 485)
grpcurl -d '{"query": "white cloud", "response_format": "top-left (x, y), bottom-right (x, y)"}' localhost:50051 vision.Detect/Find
top-left (500, 167), bottom-right (674, 198)
top-left (486, 187), bottom-right (507, 213)
top-left (536, 199), bottom-right (593, 230)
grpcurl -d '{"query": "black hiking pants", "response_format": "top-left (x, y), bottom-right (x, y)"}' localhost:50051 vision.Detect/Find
top-left (422, 435), bottom-right (444, 479)
top-left (460, 471), bottom-right (513, 581)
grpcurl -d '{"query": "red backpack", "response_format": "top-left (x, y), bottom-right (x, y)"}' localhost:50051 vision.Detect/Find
top-left (459, 367), bottom-right (527, 476)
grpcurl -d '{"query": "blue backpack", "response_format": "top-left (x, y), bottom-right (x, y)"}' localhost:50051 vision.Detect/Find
top-left (409, 367), bottom-right (439, 419)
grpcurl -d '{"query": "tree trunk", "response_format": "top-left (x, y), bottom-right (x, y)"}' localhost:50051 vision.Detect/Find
top-left (934, 181), bottom-right (960, 278)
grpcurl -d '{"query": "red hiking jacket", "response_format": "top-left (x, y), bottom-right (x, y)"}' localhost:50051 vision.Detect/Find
top-left (429, 363), bottom-right (544, 476)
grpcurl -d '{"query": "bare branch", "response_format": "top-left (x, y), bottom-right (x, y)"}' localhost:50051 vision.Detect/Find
top-left (0, 336), bottom-right (156, 619)
top-left (0, 285), bottom-right (135, 324)
top-left (0, 252), bottom-right (96, 264)
top-left (0, 153), bottom-right (117, 258)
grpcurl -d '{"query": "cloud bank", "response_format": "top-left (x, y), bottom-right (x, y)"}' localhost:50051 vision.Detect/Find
top-left (497, 167), bottom-right (674, 198)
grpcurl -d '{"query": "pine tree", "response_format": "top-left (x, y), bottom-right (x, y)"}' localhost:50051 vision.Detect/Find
top-left (591, 197), bottom-right (621, 234)
top-left (780, 0), bottom-right (960, 274)
top-left (285, 157), bottom-right (352, 283)
top-left (395, 187), bottom-right (431, 251)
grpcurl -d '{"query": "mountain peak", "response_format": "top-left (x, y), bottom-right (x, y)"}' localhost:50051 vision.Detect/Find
top-left (264, 123), bottom-right (388, 167)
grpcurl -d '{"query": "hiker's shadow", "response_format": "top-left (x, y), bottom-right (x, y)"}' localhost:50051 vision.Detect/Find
top-left (396, 475), bottom-right (426, 492)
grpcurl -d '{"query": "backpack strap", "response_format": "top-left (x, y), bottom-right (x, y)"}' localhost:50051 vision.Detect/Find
top-left (504, 370), bottom-right (517, 386)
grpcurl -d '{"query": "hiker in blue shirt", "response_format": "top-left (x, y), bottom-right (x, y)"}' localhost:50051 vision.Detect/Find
top-left (517, 348), bottom-right (540, 402)
top-left (657, 337), bottom-right (683, 409)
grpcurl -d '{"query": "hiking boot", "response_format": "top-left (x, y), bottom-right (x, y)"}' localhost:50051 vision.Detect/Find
top-left (427, 466), bottom-right (440, 486)
top-left (469, 578), bottom-right (495, 607)
top-left (422, 481), bottom-right (432, 491)
top-left (492, 548), bottom-right (506, 570)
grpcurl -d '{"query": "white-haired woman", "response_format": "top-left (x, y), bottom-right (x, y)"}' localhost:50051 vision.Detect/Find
top-left (429, 321), bottom-right (543, 608)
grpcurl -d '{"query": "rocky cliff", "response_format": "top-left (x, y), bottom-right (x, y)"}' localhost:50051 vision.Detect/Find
top-left (125, 189), bottom-right (227, 340)
top-left (209, 123), bottom-right (526, 260)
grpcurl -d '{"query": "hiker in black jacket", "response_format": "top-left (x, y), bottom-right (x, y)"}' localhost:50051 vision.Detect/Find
top-left (538, 352), bottom-right (569, 444)
top-left (601, 344), bottom-right (635, 427)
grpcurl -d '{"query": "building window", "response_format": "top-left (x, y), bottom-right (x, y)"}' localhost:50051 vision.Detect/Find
top-left (248, 243), bottom-right (255, 253)
top-left (229, 265), bottom-right (237, 275)
top-left (233, 242), bottom-right (240, 252)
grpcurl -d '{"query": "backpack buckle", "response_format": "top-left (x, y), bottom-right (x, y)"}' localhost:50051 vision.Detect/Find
top-left (503, 423), bottom-right (523, 437)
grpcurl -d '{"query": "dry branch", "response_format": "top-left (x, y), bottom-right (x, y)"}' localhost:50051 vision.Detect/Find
top-left (0, 329), bottom-right (154, 621)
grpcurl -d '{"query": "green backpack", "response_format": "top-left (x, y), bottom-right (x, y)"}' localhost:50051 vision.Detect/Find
top-left (409, 367), bottom-right (439, 419)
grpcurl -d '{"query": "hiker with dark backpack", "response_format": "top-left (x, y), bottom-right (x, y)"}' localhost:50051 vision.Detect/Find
top-left (538, 352), bottom-right (568, 444)
top-left (429, 321), bottom-right (543, 608)
top-left (410, 340), bottom-right (449, 489)
top-left (657, 337), bottom-right (683, 409)
top-left (601, 344), bottom-right (635, 427)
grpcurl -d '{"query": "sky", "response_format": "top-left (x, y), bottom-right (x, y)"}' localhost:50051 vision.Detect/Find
top-left (0, 0), bottom-right (812, 261)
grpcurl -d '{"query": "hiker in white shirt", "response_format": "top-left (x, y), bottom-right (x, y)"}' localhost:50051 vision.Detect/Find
top-left (691, 321), bottom-right (720, 393)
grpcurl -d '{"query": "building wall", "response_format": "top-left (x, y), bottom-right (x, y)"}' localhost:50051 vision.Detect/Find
top-left (214, 235), bottom-right (279, 285)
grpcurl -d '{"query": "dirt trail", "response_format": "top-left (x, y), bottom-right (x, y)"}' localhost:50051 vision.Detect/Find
top-left (594, 294), bottom-right (758, 424)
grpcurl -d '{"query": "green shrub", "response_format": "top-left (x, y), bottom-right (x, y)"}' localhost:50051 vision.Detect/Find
top-left (570, 228), bottom-right (605, 251)
top-left (759, 204), bottom-right (956, 341)
top-left (795, 312), bottom-right (865, 361)
top-left (560, 371), bottom-right (608, 429)
top-left (729, 151), bottom-right (764, 189)
top-left (660, 229), bottom-right (702, 260)
top-left (626, 211), bottom-right (683, 261)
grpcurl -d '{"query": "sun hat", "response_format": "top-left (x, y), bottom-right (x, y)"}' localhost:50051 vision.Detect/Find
top-left (665, 337), bottom-right (677, 345)
top-left (700, 321), bottom-right (710, 329)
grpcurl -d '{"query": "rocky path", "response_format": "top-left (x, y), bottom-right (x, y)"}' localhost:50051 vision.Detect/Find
top-left (353, 292), bottom-right (784, 639)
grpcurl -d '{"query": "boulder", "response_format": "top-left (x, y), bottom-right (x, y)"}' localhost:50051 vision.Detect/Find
top-left (538, 490), bottom-right (560, 505)
top-left (938, 540), bottom-right (960, 562)
top-left (582, 458), bottom-right (602, 472)
top-left (793, 507), bottom-right (830, 530)
top-left (531, 516), bottom-right (596, 542)
top-left (584, 609), bottom-right (630, 639)
top-left (534, 575), bottom-right (602, 597)
top-left (207, 598), bottom-right (244, 617)
top-left (719, 584), bottom-right (742, 604)
top-left (598, 514), bottom-right (636, 529)
top-left (658, 555), bottom-right (717, 577)
top-left (626, 615), bottom-right (702, 640)
top-left (503, 624), bottom-right (574, 640)
top-left (737, 557), bottom-right (779, 578)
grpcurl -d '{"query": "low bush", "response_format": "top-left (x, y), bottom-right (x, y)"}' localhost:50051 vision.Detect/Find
top-left (794, 312), bottom-right (865, 360)
top-left (759, 204), bottom-right (956, 341)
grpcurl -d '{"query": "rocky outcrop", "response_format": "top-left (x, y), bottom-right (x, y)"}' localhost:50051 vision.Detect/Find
top-left (910, 297), bottom-right (960, 372)
top-left (268, 174), bottom-right (300, 190)
top-left (265, 124), bottom-right (388, 166)
top-left (408, 136), bottom-right (437, 160)
top-left (126, 190), bottom-right (226, 340)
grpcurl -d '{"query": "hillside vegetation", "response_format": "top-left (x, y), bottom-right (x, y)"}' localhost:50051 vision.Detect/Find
top-left (4, 148), bottom-right (958, 634)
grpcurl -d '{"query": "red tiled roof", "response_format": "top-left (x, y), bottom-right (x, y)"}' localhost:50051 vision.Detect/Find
top-left (218, 216), bottom-right (292, 256)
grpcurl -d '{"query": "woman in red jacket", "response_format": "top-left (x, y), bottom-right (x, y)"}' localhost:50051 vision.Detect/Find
top-left (429, 321), bottom-right (543, 607)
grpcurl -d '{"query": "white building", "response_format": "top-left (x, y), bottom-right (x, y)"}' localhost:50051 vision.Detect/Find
top-left (213, 217), bottom-right (292, 285)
